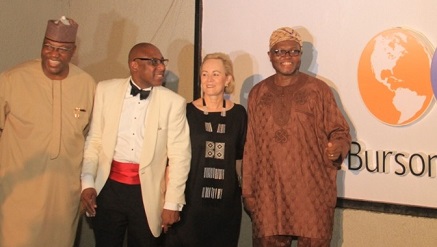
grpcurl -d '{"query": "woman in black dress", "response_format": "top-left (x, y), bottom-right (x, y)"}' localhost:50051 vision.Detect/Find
top-left (165, 53), bottom-right (247, 247)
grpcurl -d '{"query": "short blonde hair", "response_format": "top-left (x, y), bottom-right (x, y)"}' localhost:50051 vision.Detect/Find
top-left (201, 52), bottom-right (235, 94)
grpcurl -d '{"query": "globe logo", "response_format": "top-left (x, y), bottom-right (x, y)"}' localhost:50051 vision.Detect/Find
top-left (357, 28), bottom-right (434, 126)
top-left (431, 49), bottom-right (437, 99)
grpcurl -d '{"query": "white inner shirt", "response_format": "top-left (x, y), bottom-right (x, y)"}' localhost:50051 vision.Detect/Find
top-left (113, 80), bottom-right (151, 163)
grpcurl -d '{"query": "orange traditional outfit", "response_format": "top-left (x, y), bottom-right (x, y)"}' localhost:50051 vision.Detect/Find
top-left (242, 73), bottom-right (351, 240)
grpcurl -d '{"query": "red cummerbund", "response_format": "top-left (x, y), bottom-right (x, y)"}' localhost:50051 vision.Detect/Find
top-left (109, 160), bottom-right (140, 185)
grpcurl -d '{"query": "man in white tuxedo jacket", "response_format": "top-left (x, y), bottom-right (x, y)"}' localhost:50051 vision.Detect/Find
top-left (80, 43), bottom-right (191, 247)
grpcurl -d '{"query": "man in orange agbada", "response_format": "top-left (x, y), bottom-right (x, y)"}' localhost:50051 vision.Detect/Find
top-left (242, 27), bottom-right (351, 247)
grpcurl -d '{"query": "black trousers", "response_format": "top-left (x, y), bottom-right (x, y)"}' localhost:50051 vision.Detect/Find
top-left (92, 179), bottom-right (161, 247)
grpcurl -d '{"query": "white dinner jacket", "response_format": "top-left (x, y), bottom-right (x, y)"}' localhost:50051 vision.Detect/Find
top-left (81, 77), bottom-right (191, 237)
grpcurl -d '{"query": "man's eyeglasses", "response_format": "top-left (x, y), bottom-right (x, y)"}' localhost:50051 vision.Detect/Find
top-left (271, 49), bottom-right (302, 57)
top-left (43, 44), bottom-right (74, 55)
top-left (134, 58), bottom-right (169, 66)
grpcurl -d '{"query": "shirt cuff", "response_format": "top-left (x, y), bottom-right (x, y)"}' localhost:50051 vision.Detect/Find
top-left (164, 202), bottom-right (184, 211)
top-left (81, 173), bottom-right (95, 192)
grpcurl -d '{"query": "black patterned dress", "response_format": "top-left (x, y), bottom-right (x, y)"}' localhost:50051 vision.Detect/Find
top-left (165, 102), bottom-right (247, 247)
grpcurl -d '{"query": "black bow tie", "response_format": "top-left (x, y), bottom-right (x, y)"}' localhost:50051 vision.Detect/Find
top-left (130, 81), bottom-right (151, 100)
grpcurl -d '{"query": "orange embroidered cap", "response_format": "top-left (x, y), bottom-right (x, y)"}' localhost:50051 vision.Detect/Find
top-left (269, 27), bottom-right (302, 49)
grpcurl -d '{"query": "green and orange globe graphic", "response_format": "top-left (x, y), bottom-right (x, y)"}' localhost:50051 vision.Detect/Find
top-left (358, 28), bottom-right (434, 126)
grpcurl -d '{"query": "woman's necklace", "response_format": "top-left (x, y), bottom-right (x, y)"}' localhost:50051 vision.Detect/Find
top-left (202, 98), bottom-right (226, 134)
